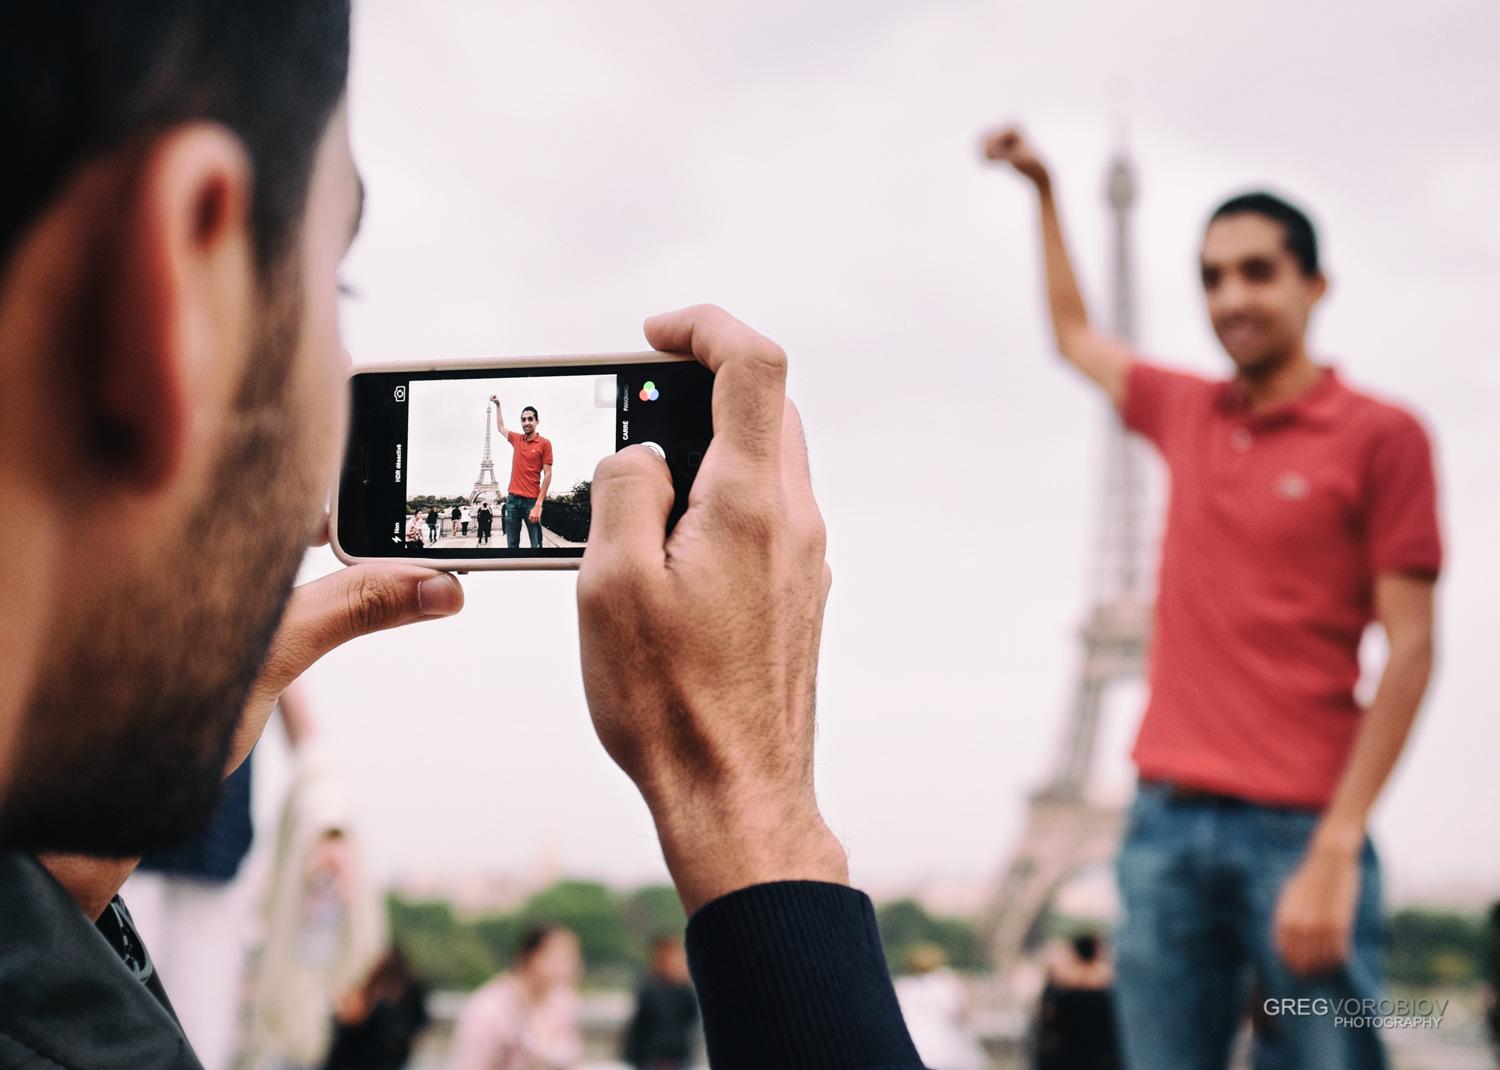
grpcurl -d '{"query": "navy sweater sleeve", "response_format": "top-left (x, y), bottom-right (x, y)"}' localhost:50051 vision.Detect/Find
top-left (685, 880), bottom-right (925, 1070)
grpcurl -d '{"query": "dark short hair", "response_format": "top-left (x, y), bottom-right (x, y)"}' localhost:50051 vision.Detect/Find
top-left (0, 1), bottom-right (351, 279)
top-left (1072, 933), bottom-right (1099, 963)
top-left (1209, 191), bottom-right (1320, 276)
top-left (516, 923), bottom-right (566, 966)
top-left (522, 406), bottom-right (539, 420)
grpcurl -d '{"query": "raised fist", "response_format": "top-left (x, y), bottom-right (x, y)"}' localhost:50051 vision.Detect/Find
top-left (983, 126), bottom-right (1049, 186)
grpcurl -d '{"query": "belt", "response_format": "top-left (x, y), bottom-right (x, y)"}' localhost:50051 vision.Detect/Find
top-left (1140, 778), bottom-right (1247, 807)
top-left (1140, 779), bottom-right (1320, 815)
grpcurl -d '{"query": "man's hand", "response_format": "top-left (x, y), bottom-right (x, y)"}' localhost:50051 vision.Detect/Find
top-left (1273, 834), bottom-right (1362, 977)
top-left (1272, 573), bottom-right (1433, 978)
top-left (983, 126), bottom-right (1050, 187)
top-left (226, 560), bottom-right (464, 773)
top-left (577, 305), bottom-right (846, 915)
top-left (529, 502), bottom-right (542, 524)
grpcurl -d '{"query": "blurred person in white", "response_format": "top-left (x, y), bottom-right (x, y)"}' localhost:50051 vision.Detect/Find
top-left (892, 944), bottom-right (986, 1070)
top-left (238, 683), bottom-right (386, 1070)
top-left (448, 924), bottom-right (583, 1070)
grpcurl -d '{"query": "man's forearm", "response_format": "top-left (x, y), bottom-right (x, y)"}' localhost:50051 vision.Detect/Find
top-left (1315, 633), bottom-right (1433, 852)
top-left (1035, 179), bottom-right (1091, 349)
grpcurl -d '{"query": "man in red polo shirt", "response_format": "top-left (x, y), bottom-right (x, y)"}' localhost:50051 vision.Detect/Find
top-left (986, 128), bottom-right (1439, 1070)
top-left (490, 394), bottom-right (554, 549)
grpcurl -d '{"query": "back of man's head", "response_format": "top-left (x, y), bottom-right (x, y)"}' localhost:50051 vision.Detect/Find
top-left (1, 0), bottom-right (349, 280)
top-left (0, 1), bottom-right (352, 857)
top-left (1209, 191), bottom-right (1320, 277)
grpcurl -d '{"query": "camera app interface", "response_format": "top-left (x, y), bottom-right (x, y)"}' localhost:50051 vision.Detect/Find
top-left (338, 361), bottom-right (713, 561)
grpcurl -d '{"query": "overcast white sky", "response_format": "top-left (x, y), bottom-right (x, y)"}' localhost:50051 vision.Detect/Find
top-left (271, 0), bottom-right (1499, 903)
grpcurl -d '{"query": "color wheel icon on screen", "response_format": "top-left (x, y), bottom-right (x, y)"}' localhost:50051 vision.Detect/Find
top-left (639, 381), bottom-right (660, 402)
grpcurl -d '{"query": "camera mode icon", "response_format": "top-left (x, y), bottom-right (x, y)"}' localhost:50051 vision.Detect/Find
top-left (638, 381), bottom-right (660, 402)
top-left (394, 386), bottom-right (406, 402)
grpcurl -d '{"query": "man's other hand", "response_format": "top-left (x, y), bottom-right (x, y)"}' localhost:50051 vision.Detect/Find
top-left (1272, 837), bottom-right (1362, 977)
top-left (226, 560), bottom-right (464, 773)
top-left (983, 126), bottom-right (1050, 187)
top-left (529, 503), bottom-right (542, 524)
top-left (578, 305), bottom-right (846, 915)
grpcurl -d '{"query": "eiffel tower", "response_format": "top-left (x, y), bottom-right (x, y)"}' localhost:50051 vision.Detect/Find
top-left (471, 404), bottom-right (501, 504)
top-left (980, 150), bottom-right (1155, 978)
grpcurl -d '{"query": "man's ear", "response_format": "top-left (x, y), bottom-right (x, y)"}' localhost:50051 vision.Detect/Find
top-left (1305, 270), bottom-right (1329, 309)
top-left (92, 124), bottom-right (256, 491)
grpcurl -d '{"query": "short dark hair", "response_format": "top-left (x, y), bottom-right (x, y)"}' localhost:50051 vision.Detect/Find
top-left (1209, 191), bottom-right (1320, 277)
top-left (522, 406), bottom-right (539, 421)
top-left (1072, 933), bottom-right (1099, 963)
top-left (0, 1), bottom-right (351, 279)
top-left (515, 923), bottom-right (565, 966)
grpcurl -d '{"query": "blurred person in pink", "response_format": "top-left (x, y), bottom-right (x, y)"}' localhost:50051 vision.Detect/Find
top-left (448, 925), bottom-right (583, 1070)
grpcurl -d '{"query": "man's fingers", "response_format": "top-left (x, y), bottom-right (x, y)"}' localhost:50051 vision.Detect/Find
top-left (780, 398), bottom-right (816, 509)
top-left (584, 445), bottom-right (676, 568)
top-left (644, 305), bottom-right (785, 478)
top-left (1277, 921), bottom-right (1345, 978)
top-left (983, 127), bottom-right (1021, 160)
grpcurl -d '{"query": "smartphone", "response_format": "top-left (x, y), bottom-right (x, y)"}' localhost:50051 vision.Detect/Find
top-left (332, 352), bottom-right (714, 570)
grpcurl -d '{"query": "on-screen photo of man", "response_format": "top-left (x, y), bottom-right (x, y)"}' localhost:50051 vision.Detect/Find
top-left (490, 395), bottom-right (553, 549)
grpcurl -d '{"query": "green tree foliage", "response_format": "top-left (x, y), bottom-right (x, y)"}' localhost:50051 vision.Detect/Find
top-left (875, 899), bottom-right (986, 975)
top-left (387, 898), bottom-right (498, 991)
top-left (542, 480), bottom-right (591, 543)
top-left (406, 495), bottom-right (470, 515)
top-left (1387, 908), bottom-right (1486, 987)
top-left (389, 879), bottom-right (687, 991)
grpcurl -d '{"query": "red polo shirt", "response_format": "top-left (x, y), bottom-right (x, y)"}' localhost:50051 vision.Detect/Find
top-left (505, 430), bottom-right (553, 498)
top-left (1124, 363), bottom-right (1441, 809)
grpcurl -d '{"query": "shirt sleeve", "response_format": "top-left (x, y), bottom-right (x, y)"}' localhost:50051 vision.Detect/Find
top-left (542, 438), bottom-right (554, 466)
top-left (1365, 411), bottom-right (1442, 579)
top-left (506, 430), bottom-right (521, 448)
top-left (685, 881), bottom-right (925, 1070)
top-left (1122, 361), bottom-right (1212, 454)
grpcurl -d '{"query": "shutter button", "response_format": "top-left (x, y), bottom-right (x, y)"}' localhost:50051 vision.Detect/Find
top-left (1231, 428), bottom-right (1253, 452)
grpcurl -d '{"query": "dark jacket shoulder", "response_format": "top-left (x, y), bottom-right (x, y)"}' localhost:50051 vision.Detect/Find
top-left (0, 852), bottom-right (201, 1070)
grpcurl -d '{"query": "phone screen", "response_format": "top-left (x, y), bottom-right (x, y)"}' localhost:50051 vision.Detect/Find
top-left (336, 358), bottom-right (714, 562)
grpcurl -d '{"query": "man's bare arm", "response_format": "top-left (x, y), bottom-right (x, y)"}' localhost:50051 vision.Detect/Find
top-left (490, 394), bottom-right (509, 437)
top-left (983, 127), bottom-right (1133, 406)
top-left (530, 463), bottom-right (552, 522)
top-left (1274, 572), bottom-right (1435, 976)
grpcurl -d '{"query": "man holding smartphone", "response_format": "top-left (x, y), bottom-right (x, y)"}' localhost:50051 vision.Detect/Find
top-left (0, 6), bottom-right (926, 1067)
top-left (986, 127), bottom-right (1441, 1070)
top-left (490, 395), bottom-right (553, 549)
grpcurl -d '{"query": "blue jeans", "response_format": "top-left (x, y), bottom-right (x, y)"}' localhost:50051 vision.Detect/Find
top-left (1115, 783), bottom-right (1386, 1070)
top-left (504, 494), bottom-right (542, 549)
